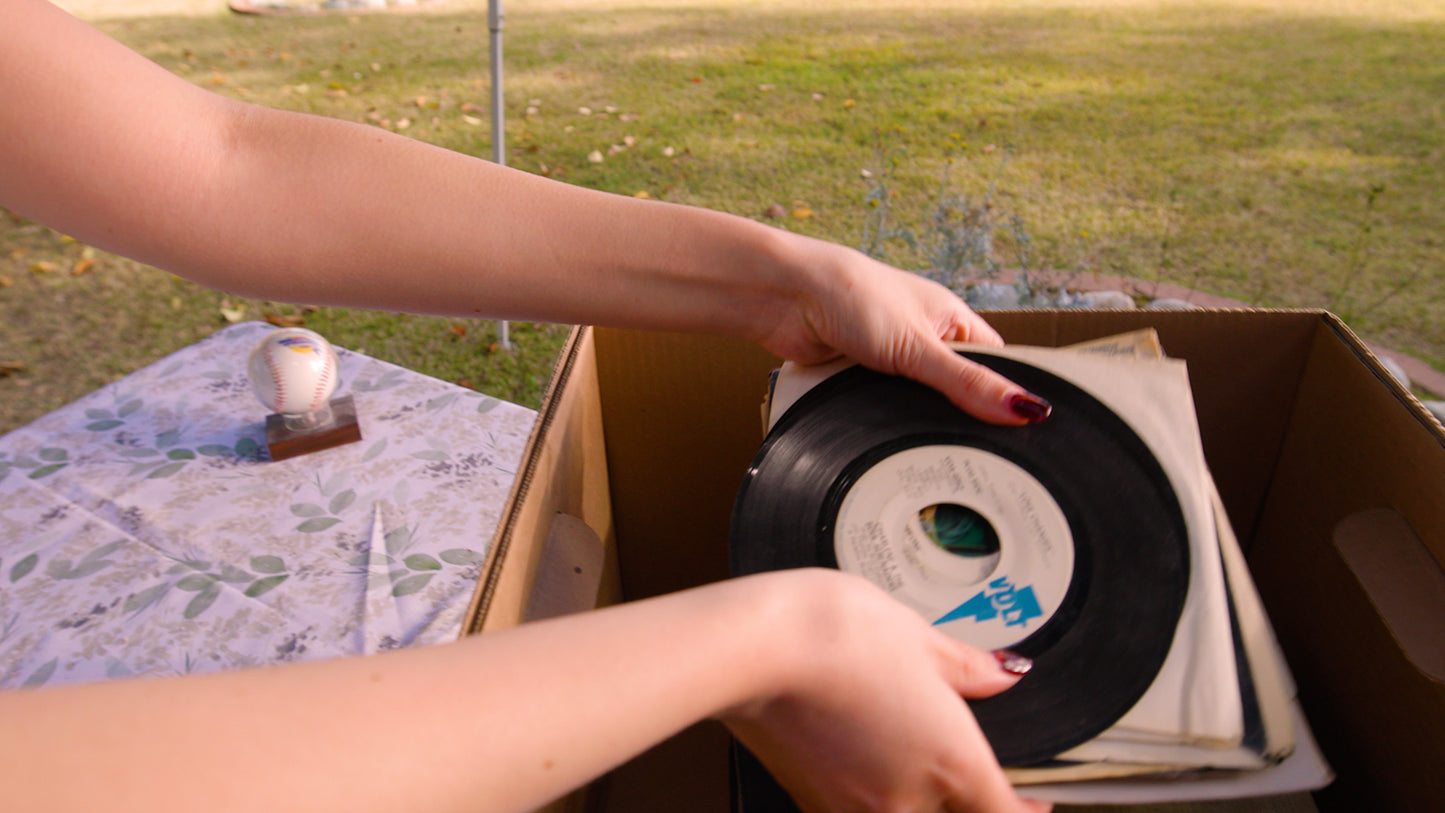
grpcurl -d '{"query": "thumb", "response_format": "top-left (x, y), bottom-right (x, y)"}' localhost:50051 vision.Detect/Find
top-left (933, 633), bottom-right (1034, 699)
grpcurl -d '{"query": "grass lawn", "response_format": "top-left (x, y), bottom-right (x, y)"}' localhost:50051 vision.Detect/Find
top-left (3, 0), bottom-right (1442, 433)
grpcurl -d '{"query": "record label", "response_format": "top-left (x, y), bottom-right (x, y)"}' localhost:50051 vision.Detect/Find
top-left (833, 445), bottom-right (1074, 652)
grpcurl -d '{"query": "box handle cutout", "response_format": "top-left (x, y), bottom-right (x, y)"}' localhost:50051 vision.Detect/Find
top-left (1333, 508), bottom-right (1445, 683)
top-left (524, 512), bottom-right (605, 622)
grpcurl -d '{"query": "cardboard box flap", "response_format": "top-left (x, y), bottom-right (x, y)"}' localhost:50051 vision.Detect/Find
top-left (464, 327), bottom-right (616, 635)
top-left (1333, 508), bottom-right (1445, 682)
top-left (592, 328), bottom-right (781, 601)
top-left (1247, 314), bottom-right (1445, 811)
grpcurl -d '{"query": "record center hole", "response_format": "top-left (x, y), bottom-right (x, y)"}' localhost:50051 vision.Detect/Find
top-left (919, 503), bottom-right (1000, 558)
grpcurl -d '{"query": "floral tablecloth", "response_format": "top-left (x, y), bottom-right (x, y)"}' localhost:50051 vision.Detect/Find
top-left (0, 322), bottom-right (535, 688)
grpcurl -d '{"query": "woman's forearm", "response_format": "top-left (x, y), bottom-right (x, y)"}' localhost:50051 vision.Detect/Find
top-left (0, 0), bottom-right (814, 344)
top-left (0, 572), bottom-right (804, 813)
top-left (203, 107), bottom-right (814, 339)
top-left (0, 568), bottom-right (1042, 813)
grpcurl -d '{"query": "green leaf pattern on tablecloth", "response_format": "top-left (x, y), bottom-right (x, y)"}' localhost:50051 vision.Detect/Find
top-left (9, 553), bottom-right (39, 582)
top-left (4, 448), bottom-right (71, 481)
top-left (81, 397), bottom-right (142, 433)
top-left (346, 511), bottom-right (486, 601)
top-left (0, 322), bottom-right (536, 688)
top-left (289, 472), bottom-right (365, 533)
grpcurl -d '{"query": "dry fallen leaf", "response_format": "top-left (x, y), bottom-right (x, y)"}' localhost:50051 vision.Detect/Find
top-left (587, 150), bottom-right (604, 163)
top-left (791, 207), bottom-right (814, 220)
top-left (264, 313), bottom-right (306, 328)
top-left (450, 323), bottom-right (468, 337)
top-left (30, 261), bottom-right (58, 274)
top-left (633, 190), bottom-right (652, 199)
top-left (462, 114), bottom-right (483, 126)
top-left (0, 275), bottom-right (13, 287)
top-left (0, 361), bottom-right (25, 377)
top-left (70, 258), bottom-right (95, 276)
top-left (220, 304), bottom-right (246, 323)
top-left (763, 204), bottom-right (786, 218)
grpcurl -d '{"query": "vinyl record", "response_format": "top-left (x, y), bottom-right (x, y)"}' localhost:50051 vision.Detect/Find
top-left (729, 353), bottom-right (1190, 766)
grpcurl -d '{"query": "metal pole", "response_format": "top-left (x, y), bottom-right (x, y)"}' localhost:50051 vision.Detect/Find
top-left (489, 0), bottom-right (513, 350)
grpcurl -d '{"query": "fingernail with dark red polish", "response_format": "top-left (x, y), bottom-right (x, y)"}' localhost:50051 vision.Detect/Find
top-left (1009, 393), bottom-right (1052, 423)
top-left (994, 650), bottom-right (1033, 676)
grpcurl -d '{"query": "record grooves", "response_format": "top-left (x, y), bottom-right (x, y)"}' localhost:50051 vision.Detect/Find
top-left (730, 353), bottom-right (1191, 767)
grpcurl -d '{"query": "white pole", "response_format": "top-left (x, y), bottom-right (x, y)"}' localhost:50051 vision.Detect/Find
top-left (489, 0), bottom-right (513, 350)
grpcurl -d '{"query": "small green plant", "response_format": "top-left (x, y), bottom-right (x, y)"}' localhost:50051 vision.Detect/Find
top-left (1326, 183), bottom-right (1429, 327)
top-left (858, 144), bottom-right (1073, 309)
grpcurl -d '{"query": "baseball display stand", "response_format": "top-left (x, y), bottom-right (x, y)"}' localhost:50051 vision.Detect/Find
top-left (246, 327), bottom-right (362, 461)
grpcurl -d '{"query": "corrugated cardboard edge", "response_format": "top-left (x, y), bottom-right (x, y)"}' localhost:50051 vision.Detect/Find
top-left (460, 325), bottom-right (591, 636)
top-left (1317, 311), bottom-right (1445, 443)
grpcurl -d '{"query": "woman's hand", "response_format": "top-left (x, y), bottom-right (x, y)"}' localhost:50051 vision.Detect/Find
top-left (754, 236), bottom-right (1052, 427)
top-left (721, 570), bottom-right (1051, 813)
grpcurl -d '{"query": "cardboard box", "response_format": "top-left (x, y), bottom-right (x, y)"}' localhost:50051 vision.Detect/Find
top-left (462, 309), bottom-right (1445, 812)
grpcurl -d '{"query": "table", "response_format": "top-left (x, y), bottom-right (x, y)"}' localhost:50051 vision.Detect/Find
top-left (0, 322), bottom-right (535, 688)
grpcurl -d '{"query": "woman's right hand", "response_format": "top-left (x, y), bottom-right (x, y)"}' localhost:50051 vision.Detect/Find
top-left (720, 569), bottom-right (1051, 813)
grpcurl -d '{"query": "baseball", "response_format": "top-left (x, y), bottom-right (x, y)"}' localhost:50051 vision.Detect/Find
top-left (247, 327), bottom-right (340, 416)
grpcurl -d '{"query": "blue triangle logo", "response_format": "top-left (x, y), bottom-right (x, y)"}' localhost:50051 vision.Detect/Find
top-left (934, 577), bottom-right (1044, 629)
